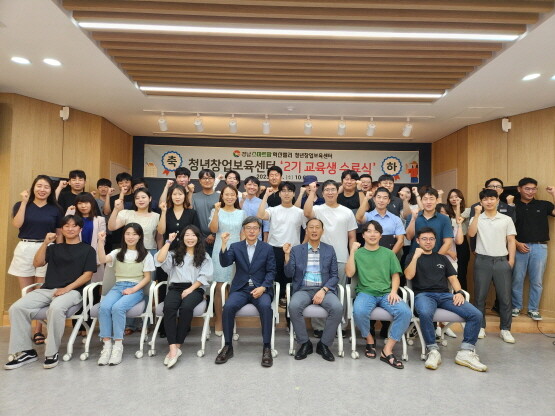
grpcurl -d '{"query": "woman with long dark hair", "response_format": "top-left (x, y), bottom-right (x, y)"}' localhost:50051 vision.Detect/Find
top-left (156, 225), bottom-right (213, 368)
top-left (446, 189), bottom-right (471, 290)
top-left (8, 175), bottom-right (63, 344)
top-left (96, 223), bottom-right (155, 366)
top-left (157, 184), bottom-right (201, 241)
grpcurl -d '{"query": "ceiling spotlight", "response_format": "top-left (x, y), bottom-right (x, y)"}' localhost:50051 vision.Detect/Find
top-left (194, 113), bottom-right (204, 132)
top-left (229, 114), bottom-right (238, 133)
top-left (337, 117), bottom-right (346, 136)
top-left (402, 118), bottom-right (413, 137)
top-left (522, 73), bottom-right (541, 81)
top-left (43, 58), bottom-right (62, 66)
top-left (366, 117), bottom-right (376, 137)
top-left (304, 116), bottom-right (312, 135)
top-left (11, 56), bottom-right (31, 65)
top-left (158, 112), bottom-right (168, 132)
top-left (262, 115), bottom-right (270, 135)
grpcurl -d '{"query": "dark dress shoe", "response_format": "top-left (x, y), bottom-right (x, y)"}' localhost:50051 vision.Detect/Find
top-left (313, 329), bottom-right (323, 338)
top-left (261, 347), bottom-right (273, 368)
top-left (215, 345), bottom-right (234, 364)
top-left (294, 341), bottom-right (313, 360)
top-left (316, 341), bottom-right (335, 362)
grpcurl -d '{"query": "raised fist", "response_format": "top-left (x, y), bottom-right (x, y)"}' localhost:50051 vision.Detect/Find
top-left (97, 231), bottom-right (107, 242)
top-left (547, 186), bottom-right (555, 196)
top-left (350, 241), bottom-right (361, 251)
top-left (474, 204), bottom-right (483, 214)
top-left (438, 189), bottom-right (444, 196)
top-left (214, 201), bottom-right (221, 210)
top-left (221, 232), bottom-right (230, 244)
top-left (412, 186), bottom-right (419, 196)
top-left (159, 201), bottom-right (167, 211)
top-left (168, 232), bottom-right (177, 242)
top-left (217, 174), bottom-right (225, 181)
top-left (187, 183), bottom-right (195, 193)
top-left (265, 187), bottom-right (275, 197)
top-left (20, 190), bottom-right (30, 202)
top-left (109, 187), bottom-right (115, 195)
top-left (90, 191), bottom-right (97, 198)
top-left (242, 192), bottom-right (247, 200)
top-left (414, 247), bottom-right (425, 257)
top-left (456, 216), bottom-right (465, 225)
top-left (67, 205), bottom-right (76, 212)
top-left (45, 233), bottom-right (57, 243)
top-left (259, 185), bottom-right (266, 195)
top-left (114, 199), bottom-right (123, 210)
top-left (282, 243), bottom-right (292, 254)
top-left (165, 179), bottom-right (174, 189)
top-left (365, 191), bottom-right (373, 200)
top-left (58, 180), bottom-right (68, 189)
top-left (506, 195), bottom-right (514, 205)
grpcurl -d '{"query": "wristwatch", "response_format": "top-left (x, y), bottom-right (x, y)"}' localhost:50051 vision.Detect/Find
top-left (454, 290), bottom-right (464, 296)
top-left (321, 287), bottom-right (329, 293)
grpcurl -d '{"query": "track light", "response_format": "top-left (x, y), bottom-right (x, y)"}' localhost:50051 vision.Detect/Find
top-left (304, 116), bottom-right (312, 135)
top-left (337, 117), bottom-right (346, 136)
top-left (262, 115), bottom-right (270, 135)
top-left (402, 118), bottom-right (413, 137)
top-left (193, 113), bottom-right (204, 133)
top-left (229, 114), bottom-right (238, 133)
top-left (158, 112), bottom-right (168, 132)
top-left (366, 117), bottom-right (376, 137)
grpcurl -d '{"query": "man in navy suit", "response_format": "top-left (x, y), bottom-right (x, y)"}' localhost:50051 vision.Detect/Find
top-left (284, 218), bottom-right (342, 361)
top-left (215, 216), bottom-right (276, 367)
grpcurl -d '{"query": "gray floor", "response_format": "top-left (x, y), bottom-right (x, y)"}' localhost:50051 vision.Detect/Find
top-left (1, 326), bottom-right (555, 416)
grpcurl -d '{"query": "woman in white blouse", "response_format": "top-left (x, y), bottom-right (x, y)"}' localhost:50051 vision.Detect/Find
top-left (156, 225), bottom-right (213, 368)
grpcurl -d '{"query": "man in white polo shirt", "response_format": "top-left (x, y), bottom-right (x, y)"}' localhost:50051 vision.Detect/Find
top-left (258, 181), bottom-right (307, 306)
top-left (304, 179), bottom-right (357, 335)
top-left (468, 188), bottom-right (517, 344)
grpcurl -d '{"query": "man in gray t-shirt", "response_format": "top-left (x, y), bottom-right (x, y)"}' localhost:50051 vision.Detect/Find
top-left (192, 169), bottom-right (220, 256)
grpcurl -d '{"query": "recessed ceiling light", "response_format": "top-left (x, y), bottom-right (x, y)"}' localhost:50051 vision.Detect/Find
top-left (78, 22), bottom-right (519, 42)
top-left (522, 73), bottom-right (541, 81)
top-left (43, 58), bottom-right (62, 66)
top-left (11, 56), bottom-right (30, 65)
top-left (140, 86), bottom-right (443, 100)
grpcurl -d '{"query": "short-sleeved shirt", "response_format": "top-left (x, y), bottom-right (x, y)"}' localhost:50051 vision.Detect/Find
top-left (155, 251), bottom-right (213, 286)
top-left (313, 204), bottom-right (358, 263)
top-left (369, 195), bottom-right (404, 217)
top-left (108, 249), bottom-right (155, 283)
top-left (406, 211), bottom-right (454, 255)
top-left (192, 192), bottom-right (220, 237)
top-left (470, 212), bottom-right (517, 256)
top-left (116, 210), bottom-right (160, 250)
top-left (41, 243), bottom-right (97, 293)
top-left (337, 192), bottom-right (360, 210)
top-left (514, 199), bottom-right (555, 243)
top-left (241, 197), bottom-right (270, 239)
top-left (354, 246), bottom-right (402, 296)
top-left (406, 252), bottom-right (457, 294)
top-left (364, 209), bottom-right (406, 236)
top-left (266, 205), bottom-right (307, 247)
top-left (13, 202), bottom-right (62, 240)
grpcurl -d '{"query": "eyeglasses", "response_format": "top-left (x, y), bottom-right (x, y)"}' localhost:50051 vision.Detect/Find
top-left (522, 187), bottom-right (537, 192)
top-left (487, 185), bottom-right (503, 189)
top-left (419, 237), bottom-right (436, 242)
top-left (244, 226), bottom-right (260, 231)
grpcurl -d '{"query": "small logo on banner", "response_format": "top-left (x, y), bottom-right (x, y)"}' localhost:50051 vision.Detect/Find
top-left (161, 151), bottom-right (183, 175)
top-left (233, 150), bottom-right (241, 157)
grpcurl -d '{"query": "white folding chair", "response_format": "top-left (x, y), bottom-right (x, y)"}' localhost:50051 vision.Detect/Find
top-left (404, 284), bottom-right (469, 360)
top-left (285, 283), bottom-right (345, 357)
top-left (18, 283), bottom-right (91, 362)
top-left (346, 283), bottom-right (409, 361)
top-left (218, 282), bottom-right (280, 358)
top-left (80, 265), bottom-right (153, 361)
top-left (147, 281), bottom-right (216, 358)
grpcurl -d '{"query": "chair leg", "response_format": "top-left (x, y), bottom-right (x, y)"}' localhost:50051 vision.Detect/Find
top-left (289, 321), bottom-right (295, 355)
top-left (198, 313), bottom-right (211, 357)
top-left (350, 314), bottom-right (359, 359)
top-left (81, 318), bottom-right (97, 360)
top-left (413, 320), bottom-right (427, 361)
top-left (135, 315), bottom-right (149, 359)
top-left (64, 316), bottom-right (83, 361)
top-left (148, 316), bottom-right (163, 357)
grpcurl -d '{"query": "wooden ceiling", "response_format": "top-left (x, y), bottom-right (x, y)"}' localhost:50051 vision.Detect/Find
top-left (63, 0), bottom-right (555, 102)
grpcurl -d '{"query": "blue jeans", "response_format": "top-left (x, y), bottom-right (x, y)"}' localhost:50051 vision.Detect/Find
top-left (353, 292), bottom-right (411, 342)
top-left (414, 292), bottom-right (482, 351)
top-left (512, 243), bottom-right (548, 311)
top-left (99, 281), bottom-right (145, 340)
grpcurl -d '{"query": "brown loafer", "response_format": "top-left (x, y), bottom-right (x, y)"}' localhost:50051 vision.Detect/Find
top-left (215, 345), bottom-right (234, 364)
top-left (261, 347), bottom-right (273, 368)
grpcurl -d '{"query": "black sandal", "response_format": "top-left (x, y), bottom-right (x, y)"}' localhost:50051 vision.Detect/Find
top-left (380, 351), bottom-right (404, 369)
top-left (33, 332), bottom-right (46, 345)
top-left (365, 344), bottom-right (376, 359)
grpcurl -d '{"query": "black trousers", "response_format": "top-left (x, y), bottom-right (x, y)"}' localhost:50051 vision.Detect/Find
top-left (456, 236), bottom-right (471, 290)
top-left (163, 283), bottom-right (204, 345)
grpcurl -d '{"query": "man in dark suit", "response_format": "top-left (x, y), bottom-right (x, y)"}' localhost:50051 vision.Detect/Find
top-left (284, 218), bottom-right (342, 361)
top-left (215, 216), bottom-right (276, 367)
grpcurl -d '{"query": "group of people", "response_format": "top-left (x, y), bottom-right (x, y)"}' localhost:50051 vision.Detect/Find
top-left (5, 165), bottom-right (554, 372)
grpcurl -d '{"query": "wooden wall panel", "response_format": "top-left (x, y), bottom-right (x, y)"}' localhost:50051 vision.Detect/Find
top-left (432, 129), bottom-right (458, 176)
top-left (0, 94), bottom-right (132, 317)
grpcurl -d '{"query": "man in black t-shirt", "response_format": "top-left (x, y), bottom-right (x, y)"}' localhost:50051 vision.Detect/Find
top-left (512, 177), bottom-right (555, 320)
top-left (404, 227), bottom-right (486, 372)
top-left (5, 215), bottom-right (97, 370)
top-left (56, 169), bottom-right (101, 213)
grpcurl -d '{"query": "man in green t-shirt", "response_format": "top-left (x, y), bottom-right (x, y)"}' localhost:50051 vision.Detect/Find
top-left (346, 220), bottom-right (411, 369)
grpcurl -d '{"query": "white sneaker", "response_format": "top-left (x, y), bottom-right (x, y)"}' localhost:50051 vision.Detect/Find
top-left (500, 330), bottom-right (515, 344)
top-left (478, 328), bottom-right (486, 339)
top-left (108, 345), bottom-right (124, 365)
top-left (444, 327), bottom-right (457, 338)
top-left (455, 349), bottom-right (488, 372)
top-left (98, 346), bottom-right (112, 366)
top-left (425, 349), bottom-right (441, 370)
